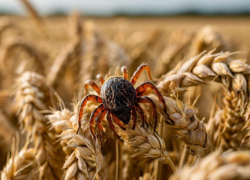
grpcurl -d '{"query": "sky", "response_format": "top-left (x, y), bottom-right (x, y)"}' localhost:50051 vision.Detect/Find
top-left (0, 0), bottom-right (250, 16)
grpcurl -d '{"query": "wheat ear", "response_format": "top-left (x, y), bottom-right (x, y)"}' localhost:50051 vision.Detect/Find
top-left (46, 98), bottom-right (104, 180)
top-left (13, 72), bottom-right (63, 180)
top-left (1, 138), bottom-right (36, 180)
top-left (126, 123), bottom-right (176, 173)
top-left (170, 150), bottom-right (250, 180)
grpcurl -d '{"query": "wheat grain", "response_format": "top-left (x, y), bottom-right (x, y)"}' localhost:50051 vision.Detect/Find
top-left (1, 138), bottom-right (36, 180)
top-left (126, 123), bottom-right (176, 172)
top-left (170, 150), bottom-right (250, 180)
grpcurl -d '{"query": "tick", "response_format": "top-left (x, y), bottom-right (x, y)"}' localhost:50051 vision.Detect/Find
top-left (77, 64), bottom-right (166, 140)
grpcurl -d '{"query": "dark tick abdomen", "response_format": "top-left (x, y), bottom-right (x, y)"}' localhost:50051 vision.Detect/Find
top-left (101, 77), bottom-right (136, 123)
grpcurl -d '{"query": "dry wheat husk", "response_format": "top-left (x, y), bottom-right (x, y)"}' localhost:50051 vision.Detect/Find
top-left (149, 94), bottom-right (210, 157)
top-left (1, 138), bottom-right (36, 180)
top-left (13, 72), bottom-right (63, 180)
top-left (170, 150), bottom-right (250, 180)
top-left (46, 98), bottom-right (104, 180)
top-left (157, 51), bottom-right (250, 103)
top-left (157, 51), bottom-right (250, 153)
top-left (157, 51), bottom-right (248, 99)
top-left (125, 123), bottom-right (176, 172)
top-left (207, 91), bottom-right (248, 151)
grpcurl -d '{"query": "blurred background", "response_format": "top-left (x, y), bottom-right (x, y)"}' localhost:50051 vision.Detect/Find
top-left (1, 0), bottom-right (250, 15)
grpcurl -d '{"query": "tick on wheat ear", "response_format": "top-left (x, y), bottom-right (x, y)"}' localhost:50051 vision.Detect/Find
top-left (77, 64), bottom-right (167, 140)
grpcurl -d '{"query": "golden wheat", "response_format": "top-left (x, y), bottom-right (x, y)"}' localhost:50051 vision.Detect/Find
top-left (13, 72), bottom-right (63, 180)
top-left (1, 138), bottom-right (36, 180)
top-left (170, 150), bottom-right (250, 180)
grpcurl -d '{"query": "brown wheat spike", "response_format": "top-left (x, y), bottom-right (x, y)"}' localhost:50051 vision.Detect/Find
top-left (46, 98), bottom-right (104, 180)
top-left (157, 51), bottom-right (249, 103)
top-left (170, 150), bottom-right (250, 180)
top-left (126, 123), bottom-right (176, 173)
top-left (1, 138), bottom-right (36, 180)
top-left (157, 51), bottom-right (250, 152)
top-left (207, 91), bottom-right (248, 151)
top-left (149, 94), bottom-right (210, 157)
top-left (13, 72), bottom-right (62, 180)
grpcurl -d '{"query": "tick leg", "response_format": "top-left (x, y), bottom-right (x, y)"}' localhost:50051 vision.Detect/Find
top-left (137, 97), bottom-right (158, 131)
top-left (121, 66), bottom-right (128, 80)
top-left (107, 111), bottom-right (122, 141)
top-left (110, 113), bottom-right (126, 130)
top-left (96, 74), bottom-right (105, 85)
top-left (132, 107), bottom-right (137, 130)
top-left (136, 82), bottom-right (167, 113)
top-left (96, 109), bottom-right (108, 135)
top-left (130, 64), bottom-right (152, 85)
top-left (84, 79), bottom-right (101, 95)
top-left (135, 103), bottom-right (148, 128)
top-left (89, 104), bottom-right (105, 136)
top-left (77, 95), bottom-right (102, 134)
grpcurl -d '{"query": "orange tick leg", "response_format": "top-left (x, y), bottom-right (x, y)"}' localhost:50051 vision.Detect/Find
top-left (135, 103), bottom-right (148, 128)
top-left (96, 108), bottom-right (108, 135)
top-left (110, 113), bottom-right (126, 130)
top-left (136, 82), bottom-right (166, 113)
top-left (96, 74), bottom-right (105, 85)
top-left (107, 111), bottom-right (122, 141)
top-left (121, 66), bottom-right (128, 80)
top-left (130, 64), bottom-right (152, 85)
top-left (77, 95), bottom-right (102, 133)
top-left (137, 97), bottom-right (157, 131)
top-left (132, 107), bottom-right (137, 130)
top-left (84, 79), bottom-right (101, 95)
top-left (89, 104), bottom-right (105, 136)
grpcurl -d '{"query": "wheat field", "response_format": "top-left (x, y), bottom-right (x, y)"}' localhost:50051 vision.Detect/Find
top-left (1, 1), bottom-right (250, 180)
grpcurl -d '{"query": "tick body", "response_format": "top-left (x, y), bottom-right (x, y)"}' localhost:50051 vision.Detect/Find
top-left (77, 64), bottom-right (167, 140)
top-left (101, 77), bottom-right (136, 124)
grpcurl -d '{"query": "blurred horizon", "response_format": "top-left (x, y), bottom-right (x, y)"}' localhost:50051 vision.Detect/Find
top-left (0, 0), bottom-right (250, 16)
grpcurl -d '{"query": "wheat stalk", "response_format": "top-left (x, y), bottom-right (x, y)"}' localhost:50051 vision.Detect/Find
top-left (1, 138), bottom-right (36, 180)
top-left (170, 150), bottom-right (250, 180)
top-left (13, 71), bottom-right (63, 180)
